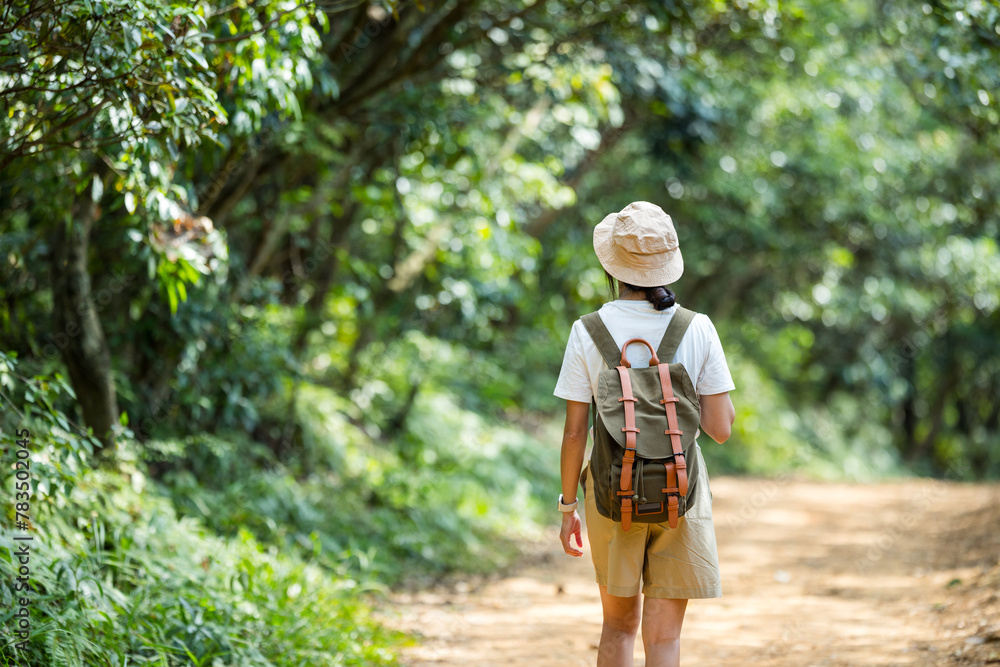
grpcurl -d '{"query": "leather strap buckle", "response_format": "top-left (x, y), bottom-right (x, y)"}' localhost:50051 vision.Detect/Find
top-left (666, 495), bottom-right (680, 529)
top-left (621, 497), bottom-right (633, 531)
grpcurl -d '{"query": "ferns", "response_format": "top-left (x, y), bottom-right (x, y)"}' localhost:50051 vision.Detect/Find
top-left (0, 409), bottom-right (399, 666)
top-left (42, 625), bottom-right (85, 667)
top-left (0, 462), bottom-right (400, 666)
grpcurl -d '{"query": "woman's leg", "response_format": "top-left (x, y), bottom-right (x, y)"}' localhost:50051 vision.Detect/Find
top-left (640, 597), bottom-right (688, 667)
top-left (597, 585), bottom-right (642, 667)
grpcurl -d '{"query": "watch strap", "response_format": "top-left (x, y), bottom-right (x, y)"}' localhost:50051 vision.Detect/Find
top-left (558, 494), bottom-right (579, 512)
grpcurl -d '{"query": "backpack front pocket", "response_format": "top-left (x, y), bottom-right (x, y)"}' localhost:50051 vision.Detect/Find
top-left (611, 455), bottom-right (691, 524)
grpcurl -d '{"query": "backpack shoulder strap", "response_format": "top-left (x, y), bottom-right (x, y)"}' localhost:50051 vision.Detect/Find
top-left (656, 306), bottom-right (697, 363)
top-left (580, 312), bottom-right (621, 369)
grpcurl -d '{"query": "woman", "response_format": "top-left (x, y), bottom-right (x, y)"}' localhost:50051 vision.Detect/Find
top-left (553, 201), bottom-right (736, 667)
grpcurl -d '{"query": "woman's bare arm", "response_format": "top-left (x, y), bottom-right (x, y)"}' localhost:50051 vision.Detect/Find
top-left (560, 400), bottom-right (590, 504)
top-left (700, 392), bottom-right (735, 443)
top-left (559, 400), bottom-right (590, 557)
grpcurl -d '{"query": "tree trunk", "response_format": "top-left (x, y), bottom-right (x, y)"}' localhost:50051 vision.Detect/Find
top-left (291, 208), bottom-right (356, 354)
top-left (49, 203), bottom-right (119, 449)
top-left (906, 368), bottom-right (958, 464)
top-left (899, 355), bottom-right (917, 457)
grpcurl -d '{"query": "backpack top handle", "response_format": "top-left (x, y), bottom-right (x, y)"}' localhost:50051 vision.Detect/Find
top-left (619, 338), bottom-right (659, 368)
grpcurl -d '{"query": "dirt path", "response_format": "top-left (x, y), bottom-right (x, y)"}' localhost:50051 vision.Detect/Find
top-left (383, 477), bottom-right (1000, 666)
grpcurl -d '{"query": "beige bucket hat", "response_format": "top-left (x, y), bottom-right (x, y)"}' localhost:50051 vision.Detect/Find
top-left (593, 201), bottom-right (684, 287)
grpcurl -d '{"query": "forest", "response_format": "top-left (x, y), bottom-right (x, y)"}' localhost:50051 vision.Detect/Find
top-left (1, 0), bottom-right (998, 664)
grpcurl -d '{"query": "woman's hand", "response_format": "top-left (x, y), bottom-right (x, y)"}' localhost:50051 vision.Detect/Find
top-left (560, 509), bottom-right (583, 557)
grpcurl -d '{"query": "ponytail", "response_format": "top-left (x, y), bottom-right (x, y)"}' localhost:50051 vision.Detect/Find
top-left (645, 286), bottom-right (676, 311)
top-left (604, 270), bottom-right (677, 310)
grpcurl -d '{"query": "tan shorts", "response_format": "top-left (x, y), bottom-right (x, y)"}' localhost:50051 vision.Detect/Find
top-left (583, 442), bottom-right (722, 599)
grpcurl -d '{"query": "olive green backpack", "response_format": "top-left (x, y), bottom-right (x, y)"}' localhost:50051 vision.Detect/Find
top-left (581, 306), bottom-right (702, 531)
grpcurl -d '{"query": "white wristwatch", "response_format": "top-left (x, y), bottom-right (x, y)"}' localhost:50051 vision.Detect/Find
top-left (558, 494), bottom-right (579, 512)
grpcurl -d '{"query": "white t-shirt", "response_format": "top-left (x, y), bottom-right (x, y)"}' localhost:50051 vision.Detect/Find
top-left (553, 300), bottom-right (736, 404)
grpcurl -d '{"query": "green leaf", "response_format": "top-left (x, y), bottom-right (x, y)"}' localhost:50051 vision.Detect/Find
top-left (189, 50), bottom-right (209, 70)
top-left (167, 283), bottom-right (179, 314)
top-left (124, 191), bottom-right (136, 214)
top-left (91, 174), bottom-right (103, 202)
top-left (122, 23), bottom-right (133, 56)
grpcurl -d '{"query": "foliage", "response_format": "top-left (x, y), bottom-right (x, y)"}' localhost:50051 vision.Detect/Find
top-left (144, 339), bottom-right (561, 583)
top-left (2, 0), bottom-right (1000, 659)
top-left (0, 356), bottom-right (401, 666)
top-left (643, 0), bottom-right (1000, 476)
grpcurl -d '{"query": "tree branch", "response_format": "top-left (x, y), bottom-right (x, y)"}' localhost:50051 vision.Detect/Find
top-left (524, 108), bottom-right (636, 238)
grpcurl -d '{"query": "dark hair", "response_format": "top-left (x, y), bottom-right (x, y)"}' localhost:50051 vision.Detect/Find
top-left (605, 271), bottom-right (677, 311)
